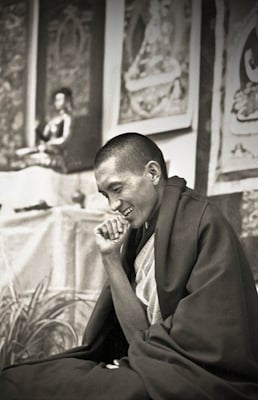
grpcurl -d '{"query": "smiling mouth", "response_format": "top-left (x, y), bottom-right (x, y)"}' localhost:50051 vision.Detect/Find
top-left (122, 207), bottom-right (133, 218)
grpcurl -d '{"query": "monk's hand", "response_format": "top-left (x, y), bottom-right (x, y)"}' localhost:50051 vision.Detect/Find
top-left (95, 215), bottom-right (130, 255)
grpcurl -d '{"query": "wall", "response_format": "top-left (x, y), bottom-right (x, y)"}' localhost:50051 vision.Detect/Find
top-left (156, 132), bottom-right (197, 189)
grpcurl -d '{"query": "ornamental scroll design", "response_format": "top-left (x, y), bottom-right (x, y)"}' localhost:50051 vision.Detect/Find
top-left (0, 1), bottom-right (28, 169)
top-left (241, 190), bottom-right (258, 238)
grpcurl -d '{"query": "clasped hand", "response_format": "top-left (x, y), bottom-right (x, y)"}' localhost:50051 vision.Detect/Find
top-left (95, 215), bottom-right (130, 255)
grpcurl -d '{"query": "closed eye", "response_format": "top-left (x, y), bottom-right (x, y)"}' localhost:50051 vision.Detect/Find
top-left (98, 184), bottom-right (123, 198)
top-left (112, 186), bottom-right (122, 193)
top-left (108, 182), bottom-right (123, 193)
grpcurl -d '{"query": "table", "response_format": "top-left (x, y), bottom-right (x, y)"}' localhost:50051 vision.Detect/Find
top-left (0, 206), bottom-right (107, 354)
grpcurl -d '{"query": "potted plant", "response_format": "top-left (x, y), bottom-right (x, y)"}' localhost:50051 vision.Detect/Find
top-left (0, 277), bottom-right (82, 369)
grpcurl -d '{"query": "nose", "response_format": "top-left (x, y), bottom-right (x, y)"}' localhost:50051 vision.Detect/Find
top-left (109, 197), bottom-right (121, 212)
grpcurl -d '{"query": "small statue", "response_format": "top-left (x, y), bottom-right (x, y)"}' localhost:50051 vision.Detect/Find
top-left (39, 87), bottom-right (73, 155)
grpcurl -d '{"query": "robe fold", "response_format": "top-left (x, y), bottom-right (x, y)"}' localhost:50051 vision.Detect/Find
top-left (1, 176), bottom-right (258, 400)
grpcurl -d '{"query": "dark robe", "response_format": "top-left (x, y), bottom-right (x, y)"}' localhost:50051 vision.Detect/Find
top-left (1, 176), bottom-right (258, 400)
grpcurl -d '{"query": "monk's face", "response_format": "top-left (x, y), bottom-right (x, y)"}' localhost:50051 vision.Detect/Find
top-left (95, 156), bottom-right (161, 229)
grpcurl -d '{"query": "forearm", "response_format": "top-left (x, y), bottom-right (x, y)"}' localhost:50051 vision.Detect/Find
top-left (102, 253), bottom-right (149, 343)
top-left (47, 125), bottom-right (71, 147)
top-left (48, 137), bottom-right (65, 146)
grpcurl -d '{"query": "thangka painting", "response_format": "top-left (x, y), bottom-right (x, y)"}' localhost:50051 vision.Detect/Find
top-left (42, 1), bottom-right (92, 120)
top-left (195, 0), bottom-right (258, 281)
top-left (102, 0), bottom-right (201, 141)
top-left (34, 0), bottom-right (104, 173)
top-left (208, 0), bottom-right (258, 195)
top-left (0, 1), bottom-right (29, 171)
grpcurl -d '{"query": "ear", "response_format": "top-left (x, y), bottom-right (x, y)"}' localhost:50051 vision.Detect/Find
top-left (145, 161), bottom-right (161, 185)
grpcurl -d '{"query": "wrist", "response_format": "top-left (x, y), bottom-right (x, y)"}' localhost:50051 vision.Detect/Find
top-left (101, 251), bottom-right (122, 274)
top-left (101, 250), bottom-right (121, 263)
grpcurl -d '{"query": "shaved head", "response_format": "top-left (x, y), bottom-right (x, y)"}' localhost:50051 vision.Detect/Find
top-left (94, 132), bottom-right (168, 179)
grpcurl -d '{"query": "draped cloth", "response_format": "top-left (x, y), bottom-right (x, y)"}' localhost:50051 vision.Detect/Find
top-left (134, 234), bottom-right (162, 324)
top-left (1, 176), bottom-right (258, 400)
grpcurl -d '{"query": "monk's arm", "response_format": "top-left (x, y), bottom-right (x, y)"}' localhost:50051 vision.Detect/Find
top-left (101, 251), bottom-right (149, 343)
top-left (95, 216), bottom-right (149, 343)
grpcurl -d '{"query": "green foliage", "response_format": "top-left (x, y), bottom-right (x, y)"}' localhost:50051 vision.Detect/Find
top-left (0, 277), bottom-right (81, 369)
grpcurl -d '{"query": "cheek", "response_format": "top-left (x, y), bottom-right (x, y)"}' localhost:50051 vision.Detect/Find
top-left (137, 190), bottom-right (156, 211)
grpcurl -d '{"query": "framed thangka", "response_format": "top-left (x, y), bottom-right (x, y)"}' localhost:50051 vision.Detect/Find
top-left (34, 0), bottom-right (104, 172)
top-left (102, 0), bottom-right (201, 142)
top-left (195, 0), bottom-right (258, 281)
top-left (208, 0), bottom-right (258, 195)
top-left (39, 1), bottom-right (92, 121)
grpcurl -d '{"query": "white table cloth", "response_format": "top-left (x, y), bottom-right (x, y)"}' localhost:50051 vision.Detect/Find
top-left (0, 206), bottom-right (107, 343)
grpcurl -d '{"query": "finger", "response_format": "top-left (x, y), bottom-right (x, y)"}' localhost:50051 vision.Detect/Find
top-left (107, 218), bottom-right (124, 240)
top-left (115, 216), bottom-right (125, 233)
top-left (95, 223), bottom-right (109, 240)
top-left (111, 217), bottom-right (130, 239)
top-left (106, 219), bottom-right (117, 240)
top-left (95, 216), bottom-right (129, 241)
top-left (106, 363), bottom-right (119, 369)
top-left (116, 215), bottom-right (130, 232)
top-left (96, 220), bottom-right (118, 241)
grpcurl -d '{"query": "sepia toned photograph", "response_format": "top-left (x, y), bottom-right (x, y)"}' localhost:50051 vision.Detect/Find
top-left (0, 1), bottom-right (258, 399)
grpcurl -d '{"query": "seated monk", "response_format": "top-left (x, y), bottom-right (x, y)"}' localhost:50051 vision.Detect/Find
top-left (1, 132), bottom-right (258, 400)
